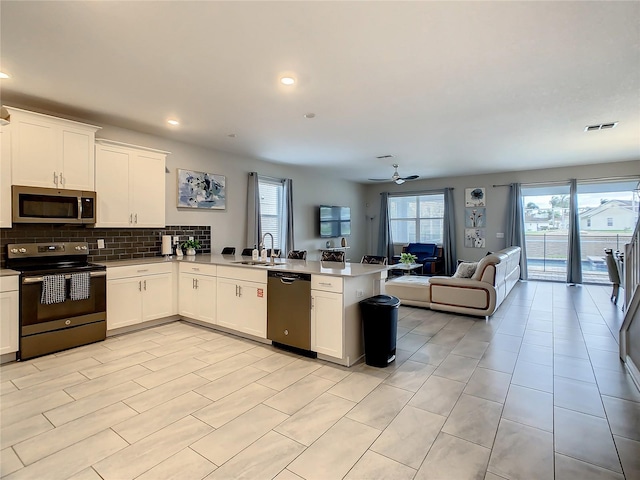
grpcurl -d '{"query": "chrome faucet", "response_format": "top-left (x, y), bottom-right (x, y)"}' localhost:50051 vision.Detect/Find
top-left (261, 232), bottom-right (275, 265)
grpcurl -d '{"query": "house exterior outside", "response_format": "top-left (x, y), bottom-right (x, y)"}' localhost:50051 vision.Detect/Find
top-left (580, 199), bottom-right (638, 232)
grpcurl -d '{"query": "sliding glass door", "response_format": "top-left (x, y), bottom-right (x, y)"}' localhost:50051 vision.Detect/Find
top-left (577, 180), bottom-right (639, 283)
top-left (521, 180), bottom-right (639, 283)
top-left (522, 184), bottom-right (571, 281)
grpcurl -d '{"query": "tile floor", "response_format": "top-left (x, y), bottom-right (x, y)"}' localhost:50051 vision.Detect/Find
top-left (1, 281), bottom-right (639, 480)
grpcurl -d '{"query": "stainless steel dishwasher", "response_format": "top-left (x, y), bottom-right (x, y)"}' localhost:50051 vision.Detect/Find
top-left (267, 271), bottom-right (313, 353)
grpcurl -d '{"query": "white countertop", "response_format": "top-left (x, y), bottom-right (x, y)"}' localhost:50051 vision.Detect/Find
top-left (98, 254), bottom-right (389, 278)
top-left (0, 268), bottom-right (20, 277)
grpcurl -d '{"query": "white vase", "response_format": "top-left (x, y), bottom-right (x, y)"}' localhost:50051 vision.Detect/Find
top-left (186, 248), bottom-right (196, 256)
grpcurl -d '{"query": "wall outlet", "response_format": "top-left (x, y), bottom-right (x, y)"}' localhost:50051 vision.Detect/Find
top-left (173, 236), bottom-right (180, 245)
top-left (97, 239), bottom-right (105, 249)
top-left (496, 232), bottom-right (504, 238)
top-left (356, 289), bottom-right (364, 298)
top-left (189, 236), bottom-right (194, 241)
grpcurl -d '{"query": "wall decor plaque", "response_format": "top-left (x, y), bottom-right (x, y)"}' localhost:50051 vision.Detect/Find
top-left (177, 169), bottom-right (226, 210)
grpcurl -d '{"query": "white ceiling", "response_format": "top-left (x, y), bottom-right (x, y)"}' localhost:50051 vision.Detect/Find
top-left (1, 1), bottom-right (639, 183)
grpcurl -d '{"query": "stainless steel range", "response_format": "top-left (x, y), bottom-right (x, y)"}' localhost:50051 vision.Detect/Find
top-left (6, 242), bottom-right (106, 360)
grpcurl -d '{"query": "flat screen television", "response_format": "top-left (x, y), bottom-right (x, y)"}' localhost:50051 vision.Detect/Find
top-left (319, 205), bottom-right (351, 238)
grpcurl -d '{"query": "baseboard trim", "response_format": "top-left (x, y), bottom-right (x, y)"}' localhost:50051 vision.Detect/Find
top-left (626, 355), bottom-right (640, 392)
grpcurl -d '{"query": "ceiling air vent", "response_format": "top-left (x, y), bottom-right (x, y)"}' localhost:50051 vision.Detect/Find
top-left (584, 122), bottom-right (618, 132)
top-left (376, 154), bottom-right (394, 159)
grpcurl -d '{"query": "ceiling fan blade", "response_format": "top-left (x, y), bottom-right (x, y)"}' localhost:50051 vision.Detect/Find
top-left (394, 178), bottom-right (405, 185)
top-left (368, 178), bottom-right (391, 182)
top-left (401, 175), bottom-right (419, 181)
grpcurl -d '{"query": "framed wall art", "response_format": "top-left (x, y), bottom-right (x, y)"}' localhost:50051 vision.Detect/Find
top-left (177, 169), bottom-right (226, 210)
top-left (465, 187), bottom-right (486, 207)
top-left (465, 228), bottom-right (486, 248)
top-left (465, 207), bottom-right (486, 228)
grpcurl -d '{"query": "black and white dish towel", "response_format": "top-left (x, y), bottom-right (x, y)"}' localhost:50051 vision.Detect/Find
top-left (70, 272), bottom-right (91, 301)
top-left (41, 274), bottom-right (66, 304)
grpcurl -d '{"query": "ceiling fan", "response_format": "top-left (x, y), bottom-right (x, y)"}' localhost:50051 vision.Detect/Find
top-left (369, 164), bottom-right (419, 185)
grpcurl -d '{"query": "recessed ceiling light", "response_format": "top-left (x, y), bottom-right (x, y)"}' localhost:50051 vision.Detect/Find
top-left (280, 76), bottom-right (296, 86)
top-left (304, 113), bottom-right (316, 119)
top-left (167, 119), bottom-right (180, 126)
top-left (227, 133), bottom-right (237, 138)
top-left (0, 72), bottom-right (9, 79)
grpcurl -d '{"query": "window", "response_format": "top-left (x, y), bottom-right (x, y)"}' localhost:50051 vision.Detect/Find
top-left (607, 217), bottom-right (613, 227)
top-left (258, 178), bottom-right (284, 249)
top-left (388, 193), bottom-right (444, 244)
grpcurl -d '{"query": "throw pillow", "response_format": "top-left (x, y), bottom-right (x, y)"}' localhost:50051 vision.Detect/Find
top-left (453, 261), bottom-right (478, 278)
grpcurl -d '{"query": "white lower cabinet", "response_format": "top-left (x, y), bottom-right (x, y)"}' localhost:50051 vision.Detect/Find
top-left (179, 263), bottom-right (217, 325)
top-left (216, 266), bottom-right (267, 338)
top-left (0, 276), bottom-right (19, 355)
top-left (311, 275), bottom-right (344, 358)
top-left (107, 264), bottom-right (173, 330)
top-left (311, 290), bottom-right (344, 358)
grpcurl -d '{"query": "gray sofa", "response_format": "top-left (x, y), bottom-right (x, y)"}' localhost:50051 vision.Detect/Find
top-left (385, 246), bottom-right (521, 317)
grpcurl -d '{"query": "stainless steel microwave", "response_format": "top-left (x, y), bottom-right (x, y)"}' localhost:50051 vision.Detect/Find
top-left (12, 185), bottom-right (96, 224)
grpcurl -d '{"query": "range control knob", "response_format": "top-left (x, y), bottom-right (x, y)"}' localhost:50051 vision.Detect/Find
top-left (81, 246), bottom-right (88, 250)
top-left (19, 248), bottom-right (27, 253)
top-left (10, 248), bottom-right (18, 253)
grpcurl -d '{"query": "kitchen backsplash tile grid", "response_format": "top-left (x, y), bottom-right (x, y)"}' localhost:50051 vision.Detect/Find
top-left (0, 225), bottom-right (211, 267)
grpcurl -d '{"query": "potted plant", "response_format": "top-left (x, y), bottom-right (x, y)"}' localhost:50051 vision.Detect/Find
top-left (181, 239), bottom-right (201, 256)
top-left (399, 252), bottom-right (418, 265)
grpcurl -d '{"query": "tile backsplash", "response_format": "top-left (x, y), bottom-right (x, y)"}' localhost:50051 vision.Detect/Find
top-left (0, 224), bottom-right (211, 268)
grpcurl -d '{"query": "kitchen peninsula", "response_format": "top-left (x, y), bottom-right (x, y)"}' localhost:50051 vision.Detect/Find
top-left (103, 255), bottom-right (388, 367)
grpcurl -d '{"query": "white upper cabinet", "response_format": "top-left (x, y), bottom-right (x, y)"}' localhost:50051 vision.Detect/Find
top-left (95, 139), bottom-right (169, 228)
top-left (0, 125), bottom-right (12, 228)
top-left (4, 106), bottom-right (100, 191)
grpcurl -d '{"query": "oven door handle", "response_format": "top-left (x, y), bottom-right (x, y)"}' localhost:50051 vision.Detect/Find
top-left (22, 271), bottom-right (106, 284)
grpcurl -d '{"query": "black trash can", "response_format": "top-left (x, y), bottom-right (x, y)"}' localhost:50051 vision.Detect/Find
top-left (359, 294), bottom-right (400, 367)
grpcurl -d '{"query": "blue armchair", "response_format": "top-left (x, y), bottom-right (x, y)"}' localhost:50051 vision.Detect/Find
top-left (394, 243), bottom-right (443, 274)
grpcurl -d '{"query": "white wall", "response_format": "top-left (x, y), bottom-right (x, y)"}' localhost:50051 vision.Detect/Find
top-left (364, 160), bottom-right (640, 263)
top-left (96, 123), bottom-right (367, 261)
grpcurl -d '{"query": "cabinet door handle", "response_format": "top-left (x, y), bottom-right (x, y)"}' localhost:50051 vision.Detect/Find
top-left (195, 279), bottom-right (198, 289)
top-left (138, 280), bottom-right (142, 291)
top-left (235, 284), bottom-right (239, 296)
top-left (53, 171), bottom-right (58, 186)
top-left (129, 213), bottom-right (133, 224)
top-left (143, 280), bottom-right (147, 291)
top-left (134, 213), bottom-right (138, 224)
top-left (59, 172), bottom-right (64, 186)
top-left (311, 296), bottom-right (314, 309)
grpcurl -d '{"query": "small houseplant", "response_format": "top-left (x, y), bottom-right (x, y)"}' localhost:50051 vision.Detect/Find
top-left (399, 252), bottom-right (418, 265)
top-left (181, 239), bottom-right (201, 256)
